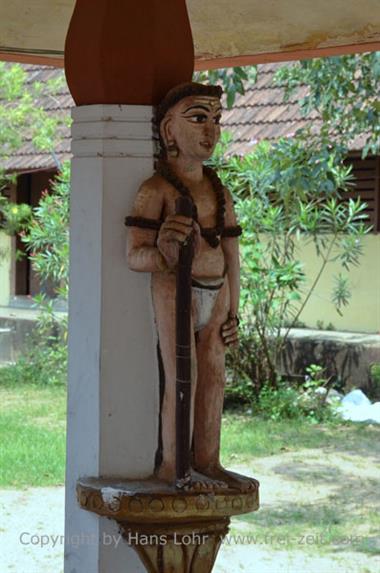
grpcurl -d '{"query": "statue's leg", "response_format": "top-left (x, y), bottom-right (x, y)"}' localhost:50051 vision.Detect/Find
top-left (193, 282), bottom-right (258, 492)
top-left (193, 281), bottom-right (229, 472)
top-left (152, 272), bottom-right (197, 482)
top-left (152, 273), bottom-right (226, 490)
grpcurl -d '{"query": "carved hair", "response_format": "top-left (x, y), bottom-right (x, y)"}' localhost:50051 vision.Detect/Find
top-left (154, 82), bottom-right (223, 158)
top-left (155, 82), bottom-right (223, 128)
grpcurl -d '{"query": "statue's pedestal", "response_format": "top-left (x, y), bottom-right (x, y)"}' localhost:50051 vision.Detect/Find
top-left (77, 477), bottom-right (259, 573)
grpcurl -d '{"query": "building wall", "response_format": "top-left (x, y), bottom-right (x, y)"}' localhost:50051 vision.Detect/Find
top-left (0, 231), bottom-right (11, 305)
top-left (298, 234), bottom-right (380, 333)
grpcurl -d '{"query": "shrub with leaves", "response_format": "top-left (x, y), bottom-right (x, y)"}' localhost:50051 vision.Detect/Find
top-left (7, 164), bottom-right (71, 385)
top-left (0, 63), bottom-right (70, 240)
top-left (194, 66), bottom-right (257, 108)
top-left (0, 298), bottom-right (67, 386)
top-left (0, 63), bottom-right (68, 178)
top-left (21, 162), bottom-right (70, 300)
top-left (0, 197), bottom-right (31, 236)
top-left (274, 53), bottom-right (380, 156)
top-left (211, 134), bottom-right (370, 399)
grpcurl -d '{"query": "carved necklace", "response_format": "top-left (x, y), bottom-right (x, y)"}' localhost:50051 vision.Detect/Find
top-left (155, 161), bottom-right (226, 248)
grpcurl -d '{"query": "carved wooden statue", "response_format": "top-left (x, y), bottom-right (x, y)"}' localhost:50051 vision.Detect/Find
top-left (126, 82), bottom-right (256, 493)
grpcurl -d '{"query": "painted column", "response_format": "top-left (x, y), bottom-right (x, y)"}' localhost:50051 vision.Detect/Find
top-left (63, 1), bottom-right (194, 572)
top-left (64, 105), bottom-right (158, 572)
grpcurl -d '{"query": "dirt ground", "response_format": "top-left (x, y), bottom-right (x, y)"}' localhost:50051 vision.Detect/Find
top-left (1, 447), bottom-right (379, 572)
top-left (214, 445), bottom-right (380, 572)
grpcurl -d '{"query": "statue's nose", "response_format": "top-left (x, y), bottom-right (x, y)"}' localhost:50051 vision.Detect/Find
top-left (203, 121), bottom-right (215, 137)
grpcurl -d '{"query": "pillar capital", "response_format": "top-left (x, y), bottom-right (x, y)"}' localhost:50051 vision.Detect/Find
top-left (71, 104), bottom-right (155, 159)
top-left (64, 0), bottom-right (194, 106)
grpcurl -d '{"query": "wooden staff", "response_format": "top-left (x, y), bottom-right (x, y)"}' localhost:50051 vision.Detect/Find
top-left (175, 196), bottom-right (194, 487)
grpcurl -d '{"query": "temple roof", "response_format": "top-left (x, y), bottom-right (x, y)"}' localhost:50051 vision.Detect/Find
top-left (0, 63), bottom-right (364, 173)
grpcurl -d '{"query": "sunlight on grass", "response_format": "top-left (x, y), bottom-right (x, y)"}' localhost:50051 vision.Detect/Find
top-left (220, 414), bottom-right (336, 463)
top-left (0, 383), bottom-right (66, 487)
top-left (220, 414), bottom-right (380, 464)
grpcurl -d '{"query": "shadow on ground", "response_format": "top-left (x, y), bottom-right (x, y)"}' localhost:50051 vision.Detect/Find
top-left (235, 453), bottom-right (380, 557)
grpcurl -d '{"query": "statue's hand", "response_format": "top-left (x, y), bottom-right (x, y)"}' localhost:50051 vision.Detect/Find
top-left (192, 221), bottom-right (202, 259)
top-left (157, 215), bottom-right (194, 269)
top-left (221, 315), bottom-right (239, 347)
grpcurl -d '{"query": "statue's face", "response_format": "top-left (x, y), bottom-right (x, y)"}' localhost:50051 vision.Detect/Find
top-left (161, 95), bottom-right (222, 161)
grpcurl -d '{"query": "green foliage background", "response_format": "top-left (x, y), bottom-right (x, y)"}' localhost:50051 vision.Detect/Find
top-left (0, 55), bottom-right (379, 415)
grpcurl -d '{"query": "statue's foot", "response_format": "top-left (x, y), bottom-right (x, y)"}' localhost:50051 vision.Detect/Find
top-left (156, 464), bottom-right (228, 492)
top-left (180, 470), bottom-right (228, 493)
top-left (156, 463), bottom-right (176, 483)
top-left (194, 464), bottom-right (259, 493)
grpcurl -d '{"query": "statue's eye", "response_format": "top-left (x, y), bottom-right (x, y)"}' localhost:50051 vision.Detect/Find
top-left (189, 114), bottom-right (207, 123)
top-left (214, 114), bottom-right (221, 125)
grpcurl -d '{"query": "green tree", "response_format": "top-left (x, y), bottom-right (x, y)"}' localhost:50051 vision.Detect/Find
top-left (211, 133), bottom-right (370, 399)
top-left (1, 165), bottom-right (71, 386)
top-left (194, 66), bottom-right (257, 108)
top-left (274, 52), bottom-right (380, 156)
top-left (0, 64), bottom-right (69, 384)
top-left (1, 57), bottom-right (376, 396)
top-left (21, 163), bottom-right (70, 300)
top-left (208, 53), bottom-right (379, 401)
top-left (0, 62), bottom-right (68, 233)
top-left (0, 62), bottom-right (67, 170)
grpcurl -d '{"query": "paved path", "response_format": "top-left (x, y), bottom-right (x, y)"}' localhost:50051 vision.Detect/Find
top-left (0, 487), bottom-right (65, 573)
top-left (1, 482), bottom-right (379, 573)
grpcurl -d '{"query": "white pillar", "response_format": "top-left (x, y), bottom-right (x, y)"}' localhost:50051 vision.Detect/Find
top-left (64, 105), bottom-right (159, 573)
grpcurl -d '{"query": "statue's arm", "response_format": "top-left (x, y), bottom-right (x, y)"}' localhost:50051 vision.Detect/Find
top-left (221, 189), bottom-right (240, 316)
top-left (126, 180), bottom-right (194, 272)
top-left (220, 189), bottom-right (240, 346)
top-left (126, 181), bottom-right (167, 273)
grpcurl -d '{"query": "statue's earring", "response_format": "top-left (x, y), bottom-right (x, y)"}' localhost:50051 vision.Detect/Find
top-left (167, 141), bottom-right (179, 158)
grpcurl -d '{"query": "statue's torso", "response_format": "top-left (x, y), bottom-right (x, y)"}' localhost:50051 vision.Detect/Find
top-left (159, 176), bottom-right (226, 280)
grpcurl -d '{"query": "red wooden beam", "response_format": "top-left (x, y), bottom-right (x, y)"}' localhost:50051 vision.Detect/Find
top-left (195, 41), bottom-right (380, 71)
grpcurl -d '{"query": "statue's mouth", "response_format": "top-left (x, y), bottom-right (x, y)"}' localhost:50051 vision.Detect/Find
top-left (200, 141), bottom-right (212, 150)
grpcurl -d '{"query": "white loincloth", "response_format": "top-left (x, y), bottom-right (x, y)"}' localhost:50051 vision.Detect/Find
top-left (192, 277), bottom-right (224, 332)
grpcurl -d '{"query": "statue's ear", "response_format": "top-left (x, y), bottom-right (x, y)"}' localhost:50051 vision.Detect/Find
top-left (160, 115), bottom-right (174, 149)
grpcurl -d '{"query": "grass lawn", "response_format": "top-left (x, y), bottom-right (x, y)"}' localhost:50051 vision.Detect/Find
top-left (220, 412), bottom-right (368, 461)
top-left (0, 382), bottom-right (66, 487)
top-left (0, 380), bottom-right (378, 482)
top-left (1, 383), bottom-right (379, 570)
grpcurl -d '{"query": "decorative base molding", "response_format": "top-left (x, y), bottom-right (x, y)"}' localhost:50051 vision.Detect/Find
top-left (77, 476), bottom-right (259, 572)
top-left (120, 519), bottom-right (229, 573)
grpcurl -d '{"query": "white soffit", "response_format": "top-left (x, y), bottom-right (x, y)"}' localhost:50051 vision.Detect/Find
top-left (0, 0), bottom-right (379, 67)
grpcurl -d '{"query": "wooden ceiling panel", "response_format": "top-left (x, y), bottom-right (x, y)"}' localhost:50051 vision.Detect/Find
top-left (0, 0), bottom-right (379, 68)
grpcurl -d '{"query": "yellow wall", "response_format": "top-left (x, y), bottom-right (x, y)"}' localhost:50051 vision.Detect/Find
top-left (298, 234), bottom-right (380, 334)
top-left (0, 231), bottom-right (11, 306)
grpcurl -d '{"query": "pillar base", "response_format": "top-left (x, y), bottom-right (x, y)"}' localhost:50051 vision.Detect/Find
top-left (77, 476), bottom-right (259, 572)
top-left (120, 520), bottom-right (229, 573)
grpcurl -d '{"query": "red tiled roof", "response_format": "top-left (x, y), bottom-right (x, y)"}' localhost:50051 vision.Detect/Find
top-left (1, 62), bottom-right (362, 173)
top-left (221, 62), bottom-right (323, 155)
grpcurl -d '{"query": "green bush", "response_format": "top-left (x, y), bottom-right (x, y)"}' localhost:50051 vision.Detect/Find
top-left (225, 362), bottom-right (339, 423)
top-left (0, 348), bottom-right (66, 387)
top-left (256, 381), bottom-right (339, 423)
top-left (21, 163), bottom-right (70, 294)
top-left (258, 383), bottom-right (301, 420)
top-left (0, 165), bottom-right (70, 387)
top-left (369, 363), bottom-right (380, 401)
top-left (0, 301), bottom-right (67, 386)
top-left (215, 134), bottom-right (369, 400)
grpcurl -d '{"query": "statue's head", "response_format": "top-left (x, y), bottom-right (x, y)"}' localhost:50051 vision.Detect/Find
top-left (156, 82), bottom-right (223, 161)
